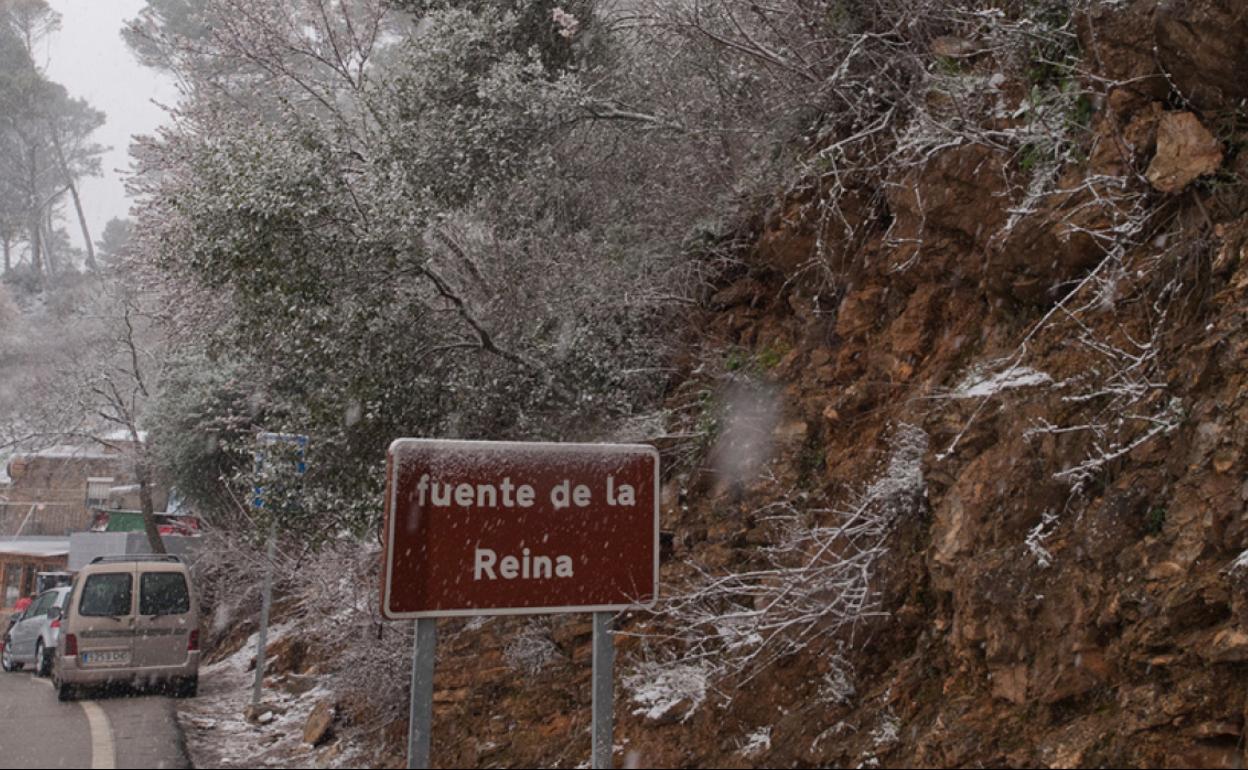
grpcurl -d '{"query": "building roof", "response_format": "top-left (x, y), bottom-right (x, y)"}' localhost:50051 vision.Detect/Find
top-left (0, 536), bottom-right (71, 559)
top-left (100, 429), bottom-right (148, 444)
top-left (24, 444), bottom-right (120, 460)
top-left (5, 434), bottom-right (147, 469)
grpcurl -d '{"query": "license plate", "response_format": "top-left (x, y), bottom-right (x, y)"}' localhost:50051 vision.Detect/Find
top-left (82, 650), bottom-right (130, 666)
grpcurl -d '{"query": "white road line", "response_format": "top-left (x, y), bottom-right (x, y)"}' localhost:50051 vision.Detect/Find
top-left (80, 700), bottom-right (117, 770)
top-left (34, 675), bottom-right (117, 770)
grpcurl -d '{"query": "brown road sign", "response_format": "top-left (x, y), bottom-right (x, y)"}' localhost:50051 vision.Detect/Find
top-left (381, 439), bottom-right (659, 618)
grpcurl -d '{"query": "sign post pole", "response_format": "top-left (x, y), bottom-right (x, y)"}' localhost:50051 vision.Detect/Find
top-left (407, 618), bottom-right (437, 770)
top-left (591, 611), bottom-right (615, 769)
top-left (251, 521), bottom-right (276, 708)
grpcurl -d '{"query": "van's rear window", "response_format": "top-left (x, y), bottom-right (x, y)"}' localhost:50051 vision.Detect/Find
top-left (140, 573), bottom-right (190, 616)
top-left (80, 573), bottom-right (133, 617)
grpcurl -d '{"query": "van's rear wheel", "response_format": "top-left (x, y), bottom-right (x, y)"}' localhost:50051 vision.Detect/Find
top-left (174, 676), bottom-right (197, 698)
top-left (56, 679), bottom-right (76, 701)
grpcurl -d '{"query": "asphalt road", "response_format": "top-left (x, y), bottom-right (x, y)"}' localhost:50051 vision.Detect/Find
top-left (0, 669), bottom-right (190, 769)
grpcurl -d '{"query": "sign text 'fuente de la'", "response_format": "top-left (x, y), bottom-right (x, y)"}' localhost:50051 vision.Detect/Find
top-left (381, 439), bottom-right (660, 619)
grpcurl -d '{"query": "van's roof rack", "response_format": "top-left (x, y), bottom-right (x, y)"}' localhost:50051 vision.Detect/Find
top-left (89, 554), bottom-right (183, 565)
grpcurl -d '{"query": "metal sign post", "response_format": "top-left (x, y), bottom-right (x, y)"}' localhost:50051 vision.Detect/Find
top-left (591, 611), bottom-right (614, 770)
top-left (252, 521), bottom-right (276, 709)
top-left (407, 618), bottom-right (437, 770)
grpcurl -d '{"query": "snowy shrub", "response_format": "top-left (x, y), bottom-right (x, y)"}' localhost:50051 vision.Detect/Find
top-left (819, 650), bottom-right (858, 706)
top-left (503, 619), bottom-right (560, 676)
top-left (634, 425), bottom-right (928, 708)
top-left (622, 659), bottom-right (709, 723)
top-left (871, 710), bottom-right (901, 749)
top-left (1024, 510), bottom-right (1059, 569)
top-left (1019, 268), bottom-right (1184, 496)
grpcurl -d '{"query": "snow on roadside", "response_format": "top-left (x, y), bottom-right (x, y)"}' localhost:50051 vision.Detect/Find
top-left (175, 623), bottom-right (365, 769)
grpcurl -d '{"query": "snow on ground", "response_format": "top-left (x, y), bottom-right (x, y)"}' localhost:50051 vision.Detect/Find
top-left (1227, 549), bottom-right (1248, 576)
top-left (739, 726), bottom-right (772, 758)
top-left (176, 623), bottom-right (366, 769)
top-left (622, 661), bottom-right (707, 722)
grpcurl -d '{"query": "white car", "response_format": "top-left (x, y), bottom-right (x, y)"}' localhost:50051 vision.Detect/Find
top-left (2, 586), bottom-right (73, 676)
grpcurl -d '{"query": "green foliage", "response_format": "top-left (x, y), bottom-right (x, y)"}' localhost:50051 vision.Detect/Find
top-left (935, 55), bottom-right (965, 77)
top-left (1145, 506), bottom-right (1166, 535)
top-left (129, 5), bottom-right (673, 539)
top-left (1019, 142), bottom-right (1046, 173)
top-left (125, 0), bottom-right (872, 545)
top-left (694, 389), bottom-right (721, 454)
top-left (1022, 2), bottom-right (1078, 89)
top-left (146, 356), bottom-right (259, 526)
top-left (122, 0), bottom-right (210, 71)
top-left (795, 438), bottom-right (825, 489)
top-left (756, 341), bottom-right (790, 370)
top-left (378, 6), bottom-right (586, 209)
top-left (94, 218), bottom-right (133, 267)
top-left (724, 342), bottom-right (790, 374)
top-left (1071, 93), bottom-right (1094, 129)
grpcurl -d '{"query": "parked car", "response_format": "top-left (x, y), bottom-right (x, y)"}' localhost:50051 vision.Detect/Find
top-left (35, 571), bottom-right (73, 594)
top-left (52, 555), bottom-right (200, 701)
top-left (2, 586), bottom-right (73, 676)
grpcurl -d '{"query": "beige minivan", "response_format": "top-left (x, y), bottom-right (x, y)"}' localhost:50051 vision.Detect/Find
top-left (52, 555), bottom-right (200, 701)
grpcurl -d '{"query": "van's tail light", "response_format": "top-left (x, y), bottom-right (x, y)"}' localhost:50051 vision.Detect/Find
top-left (188, 629), bottom-right (199, 652)
top-left (64, 634), bottom-right (78, 656)
top-left (50, 618), bottom-right (60, 629)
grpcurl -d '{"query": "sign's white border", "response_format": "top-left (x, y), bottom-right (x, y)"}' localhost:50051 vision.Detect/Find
top-left (381, 438), bottom-right (661, 620)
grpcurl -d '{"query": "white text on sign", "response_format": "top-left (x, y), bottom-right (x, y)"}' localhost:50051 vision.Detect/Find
top-left (473, 547), bottom-right (574, 580)
top-left (414, 474), bottom-right (637, 511)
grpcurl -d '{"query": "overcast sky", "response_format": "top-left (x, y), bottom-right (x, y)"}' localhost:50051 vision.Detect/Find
top-left (43, 0), bottom-right (177, 249)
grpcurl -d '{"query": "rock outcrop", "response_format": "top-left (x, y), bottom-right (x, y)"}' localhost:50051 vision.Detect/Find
top-left (1146, 112), bottom-right (1223, 193)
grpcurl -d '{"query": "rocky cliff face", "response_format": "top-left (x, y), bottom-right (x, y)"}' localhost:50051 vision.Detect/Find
top-left (363, 2), bottom-right (1248, 767)
top-left (616, 2), bottom-right (1248, 766)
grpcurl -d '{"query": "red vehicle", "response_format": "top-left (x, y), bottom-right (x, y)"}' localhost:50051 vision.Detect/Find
top-left (89, 510), bottom-right (202, 536)
top-left (1, 595), bottom-right (33, 656)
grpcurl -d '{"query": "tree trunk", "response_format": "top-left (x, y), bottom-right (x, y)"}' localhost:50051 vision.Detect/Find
top-left (49, 125), bottom-right (96, 271)
top-left (27, 145), bottom-right (41, 285)
top-left (67, 180), bottom-right (95, 271)
top-left (136, 457), bottom-right (167, 555)
top-left (28, 209), bottom-right (41, 282)
top-left (42, 210), bottom-right (56, 277)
